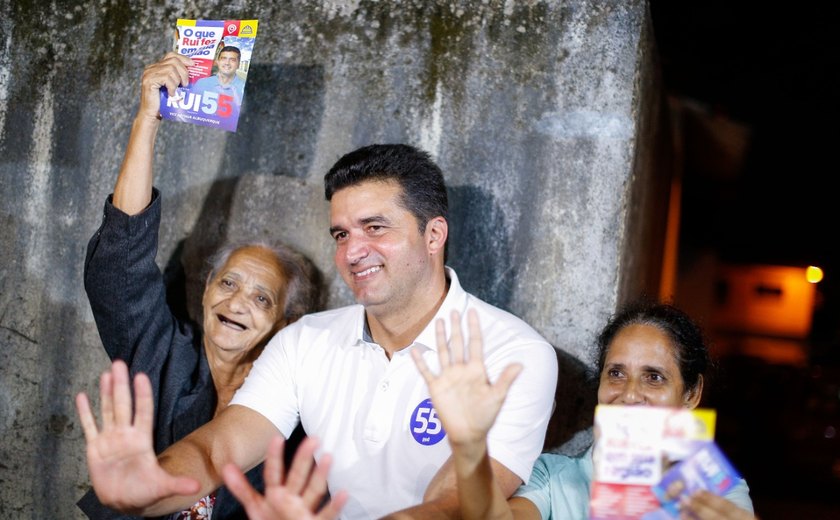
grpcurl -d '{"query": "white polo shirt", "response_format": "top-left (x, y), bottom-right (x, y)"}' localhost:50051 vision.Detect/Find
top-left (231, 268), bottom-right (558, 519)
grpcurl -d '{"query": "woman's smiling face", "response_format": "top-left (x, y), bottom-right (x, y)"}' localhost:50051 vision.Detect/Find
top-left (597, 323), bottom-right (699, 409)
top-left (201, 246), bottom-right (287, 356)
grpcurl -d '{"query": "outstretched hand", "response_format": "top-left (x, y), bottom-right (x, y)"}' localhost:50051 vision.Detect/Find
top-left (75, 360), bottom-right (200, 513)
top-left (138, 52), bottom-right (193, 120)
top-left (223, 435), bottom-right (347, 520)
top-left (411, 309), bottom-right (523, 447)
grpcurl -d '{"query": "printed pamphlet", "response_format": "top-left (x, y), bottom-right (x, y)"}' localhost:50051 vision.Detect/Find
top-left (159, 18), bottom-right (259, 132)
top-left (652, 441), bottom-right (742, 517)
top-left (589, 404), bottom-right (717, 519)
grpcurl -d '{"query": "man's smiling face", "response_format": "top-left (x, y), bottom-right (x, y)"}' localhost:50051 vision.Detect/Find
top-left (329, 179), bottom-right (434, 318)
top-left (216, 50), bottom-right (240, 77)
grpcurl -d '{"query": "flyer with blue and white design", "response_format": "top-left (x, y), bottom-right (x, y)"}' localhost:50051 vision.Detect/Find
top-left (160, 18), bottom-right (258, 132)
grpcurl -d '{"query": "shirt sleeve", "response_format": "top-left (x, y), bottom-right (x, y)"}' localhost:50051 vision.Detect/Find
top-left (723, 478), bottom-right (755, 514)
top-left (230, 325), bottom-right (301, 439)
top-left (485, 337), bottom-right (559, 483)
top-left (514, 449), bottom-right (594, 520)
top-left (513, 455), bottom-right (554, 519)
top-left (84, 190), bottom-right (191, 381)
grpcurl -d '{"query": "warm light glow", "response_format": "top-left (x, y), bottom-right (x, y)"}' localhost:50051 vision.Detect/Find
top-left (806, 266), bottom-right (824, 284)
top-left (712, 264), bottom-right (816, 339)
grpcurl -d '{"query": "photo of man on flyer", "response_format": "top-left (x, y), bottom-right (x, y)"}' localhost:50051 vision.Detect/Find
top-left (194, 45), bottom-right (246, 107)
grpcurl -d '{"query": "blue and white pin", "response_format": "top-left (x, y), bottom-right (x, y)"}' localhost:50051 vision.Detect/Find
top-left (410, 398), bottom-right (446, 445)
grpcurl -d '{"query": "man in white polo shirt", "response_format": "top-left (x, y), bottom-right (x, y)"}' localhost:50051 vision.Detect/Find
top-left (76, 144), bottom-right (559, 519)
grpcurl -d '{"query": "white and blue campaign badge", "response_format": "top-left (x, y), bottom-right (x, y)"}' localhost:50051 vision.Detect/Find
top-left (410, 398), bottom-right (446, 445)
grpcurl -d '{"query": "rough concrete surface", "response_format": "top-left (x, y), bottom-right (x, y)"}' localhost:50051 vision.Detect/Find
top-left (0, 1), bottom-right (670, 516)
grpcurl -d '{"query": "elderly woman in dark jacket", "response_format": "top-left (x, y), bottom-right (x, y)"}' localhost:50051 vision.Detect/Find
top-left (78, 52), bottom-right (321, 520)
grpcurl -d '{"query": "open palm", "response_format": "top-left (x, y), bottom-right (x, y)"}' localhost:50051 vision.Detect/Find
top-left (75, 360), bottom-right (200, 513)
top-left (411, 309), bottom-right (522, 446)
top-left (224, 435), bottom-right (347, 520)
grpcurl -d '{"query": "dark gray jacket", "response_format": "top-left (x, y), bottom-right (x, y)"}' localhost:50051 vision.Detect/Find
top-left (78, 189), bottom-right (264, 520)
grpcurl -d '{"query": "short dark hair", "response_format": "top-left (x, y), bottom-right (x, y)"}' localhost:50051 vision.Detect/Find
top-left (206, 240), bottom-right (322, 323)
top-left (595, 299), bottom-right (712, 396)
top-left (218, 45), bottom-right (241, 59)
top-left (323, 144), bottom-right (449, 236)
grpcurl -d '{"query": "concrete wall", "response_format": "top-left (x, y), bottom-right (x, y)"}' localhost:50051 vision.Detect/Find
top-left (0, 0), bottom-right (670, 516)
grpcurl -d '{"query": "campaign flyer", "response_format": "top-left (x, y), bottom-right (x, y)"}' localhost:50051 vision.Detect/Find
top-left (652, 441), bottom-right (742, 518)
top-left (589, 405), bottom-right (717, 520)
top-left (159, 18), bottom-right (259, 132)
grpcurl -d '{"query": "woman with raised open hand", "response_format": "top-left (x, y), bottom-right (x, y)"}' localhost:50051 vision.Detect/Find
top-left (78, 52), bottom-right (321, 519)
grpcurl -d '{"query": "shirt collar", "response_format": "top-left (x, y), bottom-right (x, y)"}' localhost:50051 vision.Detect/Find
top-left (349, 267), bottom-right (468, 353)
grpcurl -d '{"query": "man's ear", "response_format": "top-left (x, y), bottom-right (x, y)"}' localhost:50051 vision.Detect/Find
top-left (425, 216), bottom-right (448, 256)
top-left (683, 374), bottom-right (704, 409)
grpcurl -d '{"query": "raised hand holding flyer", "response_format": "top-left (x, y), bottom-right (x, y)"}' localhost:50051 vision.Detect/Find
top-left (652, 441), bottom-right (742, 517)
top-left (160, 18), bottom-right (258, 132)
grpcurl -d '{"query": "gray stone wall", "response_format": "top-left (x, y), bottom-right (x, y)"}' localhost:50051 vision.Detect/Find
top-left (0, 0), bottom-right (669, 516)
